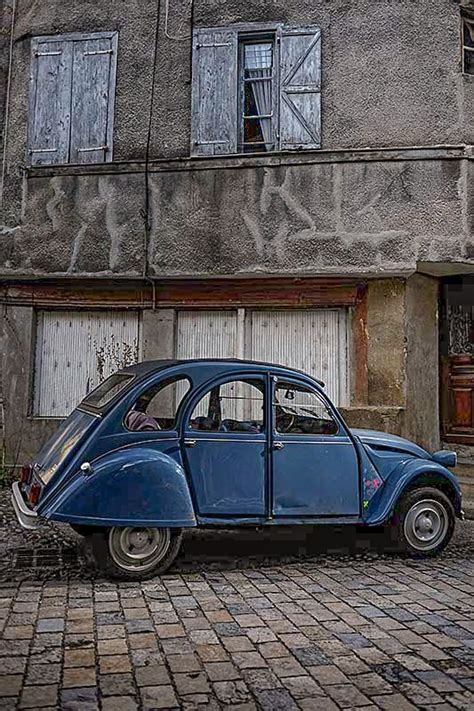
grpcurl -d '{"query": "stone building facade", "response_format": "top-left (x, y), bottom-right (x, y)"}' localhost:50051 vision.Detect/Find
top-left (1, 0), bottom-right (474, 468)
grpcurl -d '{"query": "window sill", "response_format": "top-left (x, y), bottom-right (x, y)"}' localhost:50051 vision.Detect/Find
top-left (24, 144), bottom-right (470, 179)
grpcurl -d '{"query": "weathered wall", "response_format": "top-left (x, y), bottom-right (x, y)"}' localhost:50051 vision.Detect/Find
top-left (405, 273), bottom-right (440, 451)
top-left (2, 152), bottom-right (472, 278)
top-left (3, 0), bottom-right (473, 226)
top-left (1, 305), bottom-right (58, 467)
top-left (366, 279), bottom-right (406, 407)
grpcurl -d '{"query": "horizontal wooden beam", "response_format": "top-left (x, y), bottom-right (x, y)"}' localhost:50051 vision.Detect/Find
top-left (2, 278), bottom-right (366, 309)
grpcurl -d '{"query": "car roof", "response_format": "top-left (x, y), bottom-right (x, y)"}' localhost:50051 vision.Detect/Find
top-left (119, 358), bottom-right (325, 386)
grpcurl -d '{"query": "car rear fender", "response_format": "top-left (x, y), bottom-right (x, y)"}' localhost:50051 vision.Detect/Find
top-left (41, 447), bottom-right (197, 528)
top-left (364, 459), bottom-right (462, 525)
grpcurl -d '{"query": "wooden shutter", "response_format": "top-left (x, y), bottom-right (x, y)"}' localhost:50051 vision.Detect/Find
top-left (278, 26), bottom-right (321, 150)
top-left (191, 28), bottom-right (238, 156)
top-left (70, 34), bottom-right (117, 164)
top-left (29, 39), bottom-right (73, 165)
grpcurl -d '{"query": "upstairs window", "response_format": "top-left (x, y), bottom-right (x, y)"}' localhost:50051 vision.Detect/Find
top-left (191, 24), bottom-right (321, 156)
top-left (462, 17), bottom-right (474, 75)
top-left (28, 32), bottom-right (118, 165)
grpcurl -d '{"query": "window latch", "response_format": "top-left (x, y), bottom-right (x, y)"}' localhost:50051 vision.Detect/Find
top-left (77, 145), bottom-right (108, 152)
top-left (194, 140), bottom-right (228, 145)
top-left (196, 42), bottom-right (231, 49)
top-left (34, 50), bottom-right (62, 56)
top-left (29, 148), bottom-right (58, 153)
top-left (83, 49), bottom-right (113, 56)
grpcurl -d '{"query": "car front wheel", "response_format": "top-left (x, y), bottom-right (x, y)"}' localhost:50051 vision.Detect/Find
top-left (87, 526), bottom-right (183, 580)
top-left (391, 486), bottom-right (455, 557)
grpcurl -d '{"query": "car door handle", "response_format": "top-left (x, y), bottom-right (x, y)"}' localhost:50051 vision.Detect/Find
top-left (273, 442), bottom-right (284, 450)
top-left (184, 439), bottom-right (197, 447)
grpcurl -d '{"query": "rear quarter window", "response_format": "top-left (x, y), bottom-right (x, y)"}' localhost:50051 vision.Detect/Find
top-left (81, 373), bottom-right (134, 411)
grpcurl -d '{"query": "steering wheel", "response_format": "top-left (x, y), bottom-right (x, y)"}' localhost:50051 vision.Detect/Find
top-left (275, 406), bottom-right (296, 434)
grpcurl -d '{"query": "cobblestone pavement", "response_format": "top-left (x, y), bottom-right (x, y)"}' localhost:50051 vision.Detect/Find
top-left (0, 490), bottom-right (474, 710)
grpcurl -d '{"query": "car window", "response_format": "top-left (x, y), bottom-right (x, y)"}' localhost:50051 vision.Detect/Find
top-left (81, 373), bottom-right (134, 410)
top-left (189, 379), bottom-right (264, 433)
top-left (274, 381), bottom-right (338, 436)
top-left (125, 376), bottom-right (191, 432)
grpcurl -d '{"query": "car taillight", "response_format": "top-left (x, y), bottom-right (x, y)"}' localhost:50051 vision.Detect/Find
top-left (19, 464), bottom-right (32, 484)
top-left (29, 482), bottom-right (41, 506)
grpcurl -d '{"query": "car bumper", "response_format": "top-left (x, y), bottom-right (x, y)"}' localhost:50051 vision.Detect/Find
top-left (11, 481), bottom-right (38, 530)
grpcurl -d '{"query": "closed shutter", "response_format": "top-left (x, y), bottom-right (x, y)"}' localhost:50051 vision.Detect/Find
top-left (34, 310), bottom-right (140, 417)
top-left (249, 310), bottom-right (347, 405)
top-left (70, 35), bottom-right (117, 164)
top-left (191, 28), bottom-right (238, 156)
top-left (278, 26), bottom-right (321, 150)
top-left (176, 311), bottom-right (238, 358)
top-left (29, 39), bottom-right (73, 165)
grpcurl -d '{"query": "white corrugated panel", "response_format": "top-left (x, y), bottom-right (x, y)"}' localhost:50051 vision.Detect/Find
top-left (34, 310), bottom-right (140, 417)
top-left (176, 311), bottom-right (238, 359)
top-left (249, 309), bottom-right (348, 406)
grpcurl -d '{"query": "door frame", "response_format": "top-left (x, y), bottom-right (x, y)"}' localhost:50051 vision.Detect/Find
top-left (179, 370), bottom-right (271, 518)
top-left (269, 373), bottom-right (361, 519)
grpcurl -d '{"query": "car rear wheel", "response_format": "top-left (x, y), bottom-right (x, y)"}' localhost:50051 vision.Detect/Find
top-left (87, 526), bottom-right (183, 580)
top-left (391, 486), bottom-right (455, 557)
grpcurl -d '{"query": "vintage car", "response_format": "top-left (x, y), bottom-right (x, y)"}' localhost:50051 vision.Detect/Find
top-left (12, 359), bottom-right (462, 579)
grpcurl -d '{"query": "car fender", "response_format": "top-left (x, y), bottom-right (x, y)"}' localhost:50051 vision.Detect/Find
top-left (41, 447), bottom-right (197, 528)
top-left (364, 458), bottom-right (462, 525)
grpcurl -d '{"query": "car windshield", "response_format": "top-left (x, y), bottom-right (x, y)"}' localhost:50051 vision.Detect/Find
top-left (80, 373), bottom-right (134, 411)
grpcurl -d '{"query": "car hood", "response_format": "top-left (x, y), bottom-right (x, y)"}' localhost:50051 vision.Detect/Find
top-left (350, 428), bottom-right (430, 459)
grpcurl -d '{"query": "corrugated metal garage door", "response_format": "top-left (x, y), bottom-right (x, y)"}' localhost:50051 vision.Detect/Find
top-left (250, 310), bottom-right (347, 405)
top-left (176, 309), bottom-right (348, 405)
top-left (34, 310), bottom-right (140, 417)
top-left (176, 311), bottom-right (241, 359)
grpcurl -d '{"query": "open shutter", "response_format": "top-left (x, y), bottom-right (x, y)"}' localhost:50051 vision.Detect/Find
top-left (191, 28), bottom-right (238, 156)
top-left (278, 25), bottom-right (321, 150)
top-left (70, 34), bottom-right (117, 164)
top-left (29, 39), bottom-right (73, 165)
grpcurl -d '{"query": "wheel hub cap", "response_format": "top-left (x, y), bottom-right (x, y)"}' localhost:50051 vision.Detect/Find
top-left (404, 499), bottom-right (448, 551)
top-left (109, 526), bottom-right (171, 572)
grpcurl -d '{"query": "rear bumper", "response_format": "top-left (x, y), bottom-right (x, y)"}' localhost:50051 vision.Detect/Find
top-left (11, 481), bottom-right (38, 530)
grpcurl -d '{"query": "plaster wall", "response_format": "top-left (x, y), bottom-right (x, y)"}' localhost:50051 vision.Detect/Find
top-left (2, 0), bottom-right (473, 226)
top-left (405, 273), bottom-right (440, 451)
top-left (2, 154), bottom-right (472, 279)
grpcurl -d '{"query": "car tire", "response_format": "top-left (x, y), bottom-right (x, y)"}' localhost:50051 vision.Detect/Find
top-left (390, 486), bottom-right (455, 557)
top-left (86, 526), bottom-right (183, 581)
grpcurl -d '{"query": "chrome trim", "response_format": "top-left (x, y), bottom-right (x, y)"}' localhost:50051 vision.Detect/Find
top-left (11, 482), bottom-right (38, 530)
top-left (186, 437), bottom-right (265, 443)
top-left (274, 440), bottom-right (352, 445)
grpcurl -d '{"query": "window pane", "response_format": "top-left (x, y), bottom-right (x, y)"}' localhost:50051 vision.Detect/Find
top-left (125, 376), bottom-right (191, 431)
top-left (274, 381), bottom-right (338, 435)
top-left (82, 374), bottom-right (134, 410)
top-left (190, 379), bottom-right (264, 432)
top-left (464, 20), bottom-right (474, 50)
top-left (241, 40), bottom-right (274, 153)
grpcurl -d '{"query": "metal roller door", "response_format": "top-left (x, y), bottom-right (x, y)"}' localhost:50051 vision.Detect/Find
top-left (176, 308), bottom-right (348, 405)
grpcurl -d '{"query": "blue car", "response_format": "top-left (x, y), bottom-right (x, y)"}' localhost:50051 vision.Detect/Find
top-left (12, 359), bottom-right (463, 579)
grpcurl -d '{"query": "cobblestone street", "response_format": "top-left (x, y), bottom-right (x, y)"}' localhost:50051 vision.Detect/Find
top-left (0, 492), bottom-right (473, 710)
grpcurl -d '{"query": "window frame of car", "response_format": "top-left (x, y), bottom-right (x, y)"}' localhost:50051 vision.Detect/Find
top-left (183, 371), bottom-right (269, 437)
top-left (122, 374), bottom-right (193, 434)
top-left (271, 375), bottom-right (342, 438)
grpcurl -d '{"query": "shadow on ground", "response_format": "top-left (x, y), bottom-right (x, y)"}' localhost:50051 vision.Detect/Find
top-left (2, 519), bottom-right (473, 582)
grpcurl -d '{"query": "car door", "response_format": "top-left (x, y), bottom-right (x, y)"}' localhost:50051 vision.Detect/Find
top-left (182, 374), bottom-right (267, 517)
top-left (271, 377), bottom-right (360, 517)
